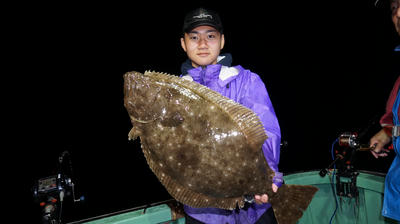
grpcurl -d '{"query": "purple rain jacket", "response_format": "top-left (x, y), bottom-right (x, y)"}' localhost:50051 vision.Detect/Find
top-left (181, 57), bottom-right (282, 224)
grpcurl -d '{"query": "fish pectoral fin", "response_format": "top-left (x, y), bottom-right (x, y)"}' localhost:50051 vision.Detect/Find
top-left (128, 127), bottom-right (142, 141)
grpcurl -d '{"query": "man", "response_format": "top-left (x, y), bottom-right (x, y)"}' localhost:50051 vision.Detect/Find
top-left (391, 0), bottom-right (400, 36)
top-left (392, 0), bottom-right (400, 51)
top-left (369, 0), bottom-right (400, 221)
top-left (180, 7), bottom-right (282, 224)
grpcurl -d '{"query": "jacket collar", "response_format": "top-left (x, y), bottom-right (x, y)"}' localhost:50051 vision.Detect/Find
top-left (186, 64), bottom-right (240, 88)
top-left (217, 66), bottom-right (240, 87)
top-left (180, 53), bottom-right (233, 75)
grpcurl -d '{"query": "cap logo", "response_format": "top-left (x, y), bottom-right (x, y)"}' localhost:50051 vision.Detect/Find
top-left (193, 13), bottom-right (213, 19)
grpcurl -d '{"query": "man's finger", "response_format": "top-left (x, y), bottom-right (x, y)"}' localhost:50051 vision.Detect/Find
top-left (371, 151), bottom-right (379, 158)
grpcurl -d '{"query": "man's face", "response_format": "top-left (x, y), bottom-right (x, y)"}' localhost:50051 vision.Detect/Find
top-left (392, 0), bottom-right (400, 36)
top-left (181, 25), bottom-right (225, 68)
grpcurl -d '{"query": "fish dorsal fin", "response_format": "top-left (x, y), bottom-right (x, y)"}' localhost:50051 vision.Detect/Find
top-left (144, 71), bottom-right (267, 148)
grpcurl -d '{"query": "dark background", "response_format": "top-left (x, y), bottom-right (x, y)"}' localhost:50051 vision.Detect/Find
top-left (12, 0), bottom-right (399, 222)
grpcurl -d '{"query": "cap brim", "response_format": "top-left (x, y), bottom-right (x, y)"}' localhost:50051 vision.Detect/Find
top-left (184, 21), bottom-right (222, 33)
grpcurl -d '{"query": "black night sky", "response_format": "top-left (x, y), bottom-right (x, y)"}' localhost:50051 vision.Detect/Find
top-left (13, 1), bottom-right (399, 222)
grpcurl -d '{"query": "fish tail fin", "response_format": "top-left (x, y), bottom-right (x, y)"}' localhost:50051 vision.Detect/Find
top-left (269, 184), bottom-right (318, 224)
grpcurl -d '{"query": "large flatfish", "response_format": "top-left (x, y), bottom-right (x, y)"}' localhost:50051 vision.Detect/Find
top-left (124, 71), bottom-right (318, 224)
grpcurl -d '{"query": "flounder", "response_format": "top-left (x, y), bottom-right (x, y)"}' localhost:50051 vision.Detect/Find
top-left (124, 71), bottom-right (318, 224)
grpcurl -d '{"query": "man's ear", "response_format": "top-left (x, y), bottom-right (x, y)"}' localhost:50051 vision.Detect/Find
top-left (220, 34), bottom-right (225, 50)
top-left (180, 37), bottom-right (187, 52)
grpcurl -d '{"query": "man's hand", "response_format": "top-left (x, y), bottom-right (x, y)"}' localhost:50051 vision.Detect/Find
top-left (254, 183), bottom-right (278, 204)
top-left (370, 128), bottom-right (391, 158)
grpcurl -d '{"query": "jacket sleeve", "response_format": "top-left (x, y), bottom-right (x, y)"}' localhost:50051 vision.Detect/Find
top-left (239, 72), bottom-right (283, 187)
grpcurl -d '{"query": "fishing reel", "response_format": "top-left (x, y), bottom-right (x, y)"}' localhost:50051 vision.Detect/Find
top-left (319, 132), bottom-right (374, 198)
top-left (338, 132), bottom-right (360, 149)
top-left (33, 151), bottom-right (84, 224)
top-left (320, 132), bottom-right (368, 173)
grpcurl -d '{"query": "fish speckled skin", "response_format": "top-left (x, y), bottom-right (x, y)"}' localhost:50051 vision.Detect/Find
top-left (124, 71), bottom-right (318, 224)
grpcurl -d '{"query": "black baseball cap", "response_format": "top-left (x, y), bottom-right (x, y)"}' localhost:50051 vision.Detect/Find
top-left (182, 8), bottom-right (223, 34)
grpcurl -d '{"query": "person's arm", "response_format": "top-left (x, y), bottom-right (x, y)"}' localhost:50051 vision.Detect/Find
top-left (370, 76), bottom-right (400, 157)
top-left (379, 76), bottom-right (400, 127)
top-left (239, 72), bottom-right (282, 202)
